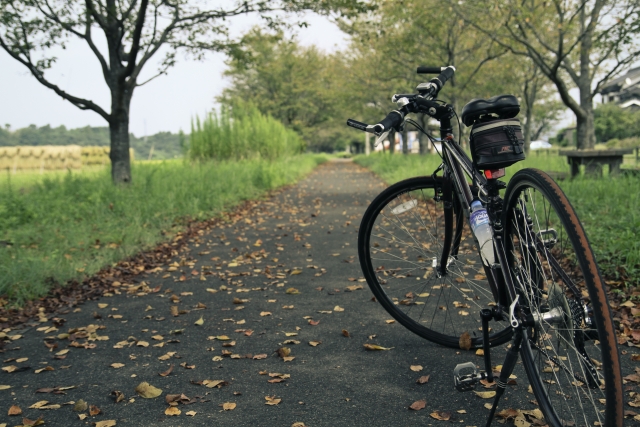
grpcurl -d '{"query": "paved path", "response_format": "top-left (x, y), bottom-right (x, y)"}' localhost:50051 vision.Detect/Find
top-left (0, 160), bottom-right (634, 426)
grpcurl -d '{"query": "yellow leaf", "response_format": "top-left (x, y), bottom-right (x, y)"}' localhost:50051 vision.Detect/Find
top-left (333, 306), bottom-right (345, 312)
top-left (290, 269), bottom-right (302, 275)
top-left (363, 344), bottom-right (393, 351)
top-left (98, 304), bottom-right (108, 309)
top-left (284, 332), bottom-right (298, 337)
top-left (410, 365), bottom-right (423, 372)
top-left (95, 421), bottom-right (117, 427)
top-left (134, 382), bottom-right (162, 398)
top-left (0, 385), bottom-right (11, 390)
top-left (286, 288), bottom-right (300, 294)
top-left (194, 316), bottom-right (204, 326)
top-left (474, 391), bottom-right (497, 399)
top-left (186, 411), bottom-right (197, 416)
top-left (222, 402), bottom-right (236, 411)
top-left (110, 363), bottom-right (125, 369)
top-left (165, 407), bottom-right (181, 416)
top-left (215, 335), bottom-right (230, 341)
top-left (309, 341), bottom-right (321, 347)
top-left (228, 262), bottom-right (238, 267)
top-left (29, 401), bottom-right (50, 409)
top-left (260, 311), bottom-right (272, 316)
top-left (385, 319), bottom-right (395, 324)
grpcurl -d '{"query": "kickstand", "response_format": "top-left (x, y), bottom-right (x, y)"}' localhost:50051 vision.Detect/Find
top-left (485, 328), bottom-right (523, 427)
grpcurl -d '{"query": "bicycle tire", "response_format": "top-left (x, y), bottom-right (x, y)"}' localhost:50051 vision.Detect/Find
top-left (358, 176), bottom-right (512, 349)
top-left (502, 168), bottom-right (623, 427)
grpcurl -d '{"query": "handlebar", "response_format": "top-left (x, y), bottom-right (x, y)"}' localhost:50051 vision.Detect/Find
top-left (347, 65), bottom-right (455, 134)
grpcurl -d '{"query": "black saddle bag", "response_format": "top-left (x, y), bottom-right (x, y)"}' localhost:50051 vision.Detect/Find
top-left (469, 118), bottom-right (525, 169)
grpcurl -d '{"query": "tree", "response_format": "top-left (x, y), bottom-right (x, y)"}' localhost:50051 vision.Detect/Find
top-left (0, 0), bottom-right (368, 182)
top-left (457, 0), bottom-right (640, 150)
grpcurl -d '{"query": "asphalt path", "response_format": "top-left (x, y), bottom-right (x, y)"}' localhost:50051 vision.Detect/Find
top-left (0, 159), bottom-right (635, 427)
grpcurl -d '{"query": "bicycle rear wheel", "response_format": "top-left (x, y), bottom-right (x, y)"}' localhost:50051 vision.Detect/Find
top-left (358, 176), bottom-right (511, 349)
top-left (503, 169), bottom-right (623, 427)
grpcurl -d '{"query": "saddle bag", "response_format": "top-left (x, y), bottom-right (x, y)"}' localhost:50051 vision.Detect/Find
top-left (469, 118), bottom-right (525, 169)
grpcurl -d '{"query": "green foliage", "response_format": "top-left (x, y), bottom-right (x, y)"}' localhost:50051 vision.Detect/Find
top-left (0, 154), bottom-right (328, 304)
top-left (188, 104), bottom-right (305, 161)
top-left (594, 104), bottom-right (640, 142)
top-left (605, 137), bottom-right (640, 148)
top-left (220, 29), bottom-right (353, 152)
top-left (354, 152), bottom-right (639, 282)
top-left (0, 124), bottom-right (183, 159)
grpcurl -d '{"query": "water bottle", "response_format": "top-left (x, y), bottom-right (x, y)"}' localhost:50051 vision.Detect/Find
top-left (469, 200), bottom-right (495, 266)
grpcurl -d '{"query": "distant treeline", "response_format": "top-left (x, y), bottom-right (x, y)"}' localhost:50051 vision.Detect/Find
top-left (0, 125), bottom-right (184, 160)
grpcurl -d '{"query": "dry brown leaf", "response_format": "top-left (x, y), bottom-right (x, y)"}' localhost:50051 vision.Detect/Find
top-left (260, 311), bottom-right (272, 317)
top-left (94, 421), bottom-right (117, 427)
top-left (134, 382), bottom-right (162, 399)
top-left (186, 410), bottom-right (197, 416)
top-left (342, 329), bottom-right (350, 337)
top-left (253, 354), bottom-right (268, 360)
top-left (409, 400), bottom-right (426, 411)
top-left (277, 347), bottom-right (291, 358)
top-left (21, 416), bottom-right (45, 426)
top-left (29, 401), bottom-right (50, 409)
top-left (89, 405), bottom-right (101, 416)
top-left (159, 365), bottom-right (174, 377)
top-left (410, 365), bottom-right (423, 372)
top-left (334, 306), bottom-right (345, 312)
top-left (110, 363), bottom-right (125, 369)
top-left (416, 375), bottom-right (430, 384)
top-left (111, 391), bottom-right (124, 403)
top-left (497, 408), bottom-right (520, 419)
top-left (363, 344), bottom-right (393, 351)
top-left (283, 356), bottom-right (295, 362)
top-left (385, 319), bottom-right (396, 324)
top-left (222, 402), bottom-right (236, 411)
top-left (265, 396), bottom-right (282, 405)
top-left (459, 331), bottom-right (472, 351)
top-left (285, 288), bottom-right (300, 295)
top-left (165, 407), bottom-right (181, 416)
top-left (308, 341), bottom-right (321, 347)
top-left (430, 411), bottom-right (451, 421)
top-left (8, 405), bottom-right (22, 416)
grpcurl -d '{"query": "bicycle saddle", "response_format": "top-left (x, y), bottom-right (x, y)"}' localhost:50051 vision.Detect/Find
top-left (461, 95), bottom-right (520, 127)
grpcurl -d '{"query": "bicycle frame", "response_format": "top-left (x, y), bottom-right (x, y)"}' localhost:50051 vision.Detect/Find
top-left (434, 114), bottom-right (517, 317)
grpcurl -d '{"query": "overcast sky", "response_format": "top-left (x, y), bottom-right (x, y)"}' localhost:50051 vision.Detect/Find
top-left (0, 12), bottom-right (349, 136)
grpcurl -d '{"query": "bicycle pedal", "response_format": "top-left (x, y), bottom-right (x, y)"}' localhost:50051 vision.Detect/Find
top-left (453, 362), bottom-right (483, 392)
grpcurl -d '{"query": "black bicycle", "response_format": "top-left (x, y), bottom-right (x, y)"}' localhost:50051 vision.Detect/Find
top-left (347, 66), bottom-right (623, 427)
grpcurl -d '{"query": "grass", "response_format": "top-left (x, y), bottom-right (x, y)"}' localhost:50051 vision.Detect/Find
top-left (0, 154), bottom-right (329, 304)
top-left (354, 151), bottom-right (640, 284)
top-left (189, 104), bottom-right (305, 161)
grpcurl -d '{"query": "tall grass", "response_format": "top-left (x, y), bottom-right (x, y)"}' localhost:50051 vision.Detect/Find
top-left (189, 104), bottom-right (305, 161)
top-left (0, 155), bottom-right (328, 304)
top-left (354, 152), bottom-right (639, 283)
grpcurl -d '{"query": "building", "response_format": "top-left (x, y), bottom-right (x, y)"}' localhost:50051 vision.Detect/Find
top-left (599, 66), bottom-right (640, 111)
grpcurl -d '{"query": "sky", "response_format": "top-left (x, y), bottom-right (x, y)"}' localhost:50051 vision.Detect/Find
top-left (0, 11), bottom-right (349, 137)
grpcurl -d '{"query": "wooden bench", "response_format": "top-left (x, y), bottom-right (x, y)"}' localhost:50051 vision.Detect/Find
top-left (560, 148), bottom-right (634, 178)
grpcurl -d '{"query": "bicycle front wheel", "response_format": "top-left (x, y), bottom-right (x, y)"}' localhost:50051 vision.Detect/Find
top-left (358, 176), bottom-right (511, 349)
top-left (503, 168), bottom-right (623, 427)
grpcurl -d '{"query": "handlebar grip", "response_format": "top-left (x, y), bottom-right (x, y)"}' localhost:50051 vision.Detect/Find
top-left (417, 66), bottom-right (443, 74)
top-left (375, 110), bottom-right (404, 133)
top-left (347, 119), bottom-right (369, 132)
top-left (433, 66), bottom-right (456, 89)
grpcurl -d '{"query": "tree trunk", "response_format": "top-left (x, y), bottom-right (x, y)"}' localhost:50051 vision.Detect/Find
top-left (576, 83), bottom-right (596, 150)
top-left (402, 126), bottom-right (409, 154)
top-left (109, 87), bottom-right (133, 184)
top-left (388, 129), bottom-right (396, 154)
top-left (418, 113), bottom-right (429, 155)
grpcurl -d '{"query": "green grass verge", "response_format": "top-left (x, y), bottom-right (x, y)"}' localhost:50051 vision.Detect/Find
top-left (0, 154), bottom-right (329, 304)
top-left (354, 152), bottom-right (640, 283)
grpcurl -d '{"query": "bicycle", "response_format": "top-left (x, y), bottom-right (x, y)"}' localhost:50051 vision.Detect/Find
top-left (347, 66), bottom-right (623, 427)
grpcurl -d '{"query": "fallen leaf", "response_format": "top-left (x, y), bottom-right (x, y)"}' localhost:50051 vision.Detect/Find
top-left (430, 411), bottom-right (451, 420)
top-left (74, 399), bottom-right (88, 411)
top-left (342, 329), bottom-right (350, 337)
top-left (134, 382), bottom-right (162, 399)
top-left (334, 306), bottom-right (345, 312)
top-left (89, 405), bottom-right (101, 416)
top-left (21, 416), bottom-right (45, 426)
top-left (165, 407), bottom-right (181, 416)
top-left (416, 375), bottom-right (430, 384)
top-left (459, 331), bottom-right (472, 351)
top-left (29, 401), bottom-right (50, 409)
top-left (385, 319), bottom-right (395, 324)
top-left (260, 311), bottom-right (272, 317)
top-left (194, 316), bottom-right (204, 326)
top-left (94, 421), bottom-right (117, 427)
top-left (110, 363), bottom-right (125, 369)
top-left (410, 365), bottom-right (423, 372)
top-left (253, 354), bottom-right (268, 360)
top-left (309, 341), bottom-right (321, 347)
top-left (265, 395), bottom-right (282, 405)
top-left (8, 405), bottom-right (22, 416)
top-left (159, 364), bottom-right (174, 377)
top-left (222, 402), bottom-right (236, 411)
top-left (475, 391), bottom-right (497, 399)
top-left (278, 347), bottom-right (291, 358)
top-left (363, 344), bottom-right (393, 351)
top-left (409, 400), bottom-right (426, 411)
top-left (186, 410), bottom-right (196, 416)
top-left (111, 391), bottom-right (124, 403)
top-left (290, 269), bottom-right (302, 275)
top-left (286, 288), bottom-right (300, 295)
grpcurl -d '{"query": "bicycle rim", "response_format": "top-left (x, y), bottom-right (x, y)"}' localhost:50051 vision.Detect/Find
top-left (503, 168), bottom-right (623, 427)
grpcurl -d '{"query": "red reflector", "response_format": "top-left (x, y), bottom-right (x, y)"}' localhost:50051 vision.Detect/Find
top-left (484, 169), bottom-right (505, 179)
